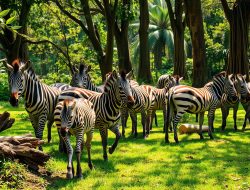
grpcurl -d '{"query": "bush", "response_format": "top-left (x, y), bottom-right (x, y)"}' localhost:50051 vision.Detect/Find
top-left (0, 159), bottom-right (26, 189)
top-left (0, 73), bottom-right (9, 101)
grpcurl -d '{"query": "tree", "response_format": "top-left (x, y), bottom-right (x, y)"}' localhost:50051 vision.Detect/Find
top-left (54, 0), bottom-right (118, 81)
top-left (138, 0), bottom-right (152, 83)
top-left (184, 0), bottom-right (207, 87)
top-left (220, 0), bottom-right (250, 80)
top-left (166, 0), bottom-right (186, 78)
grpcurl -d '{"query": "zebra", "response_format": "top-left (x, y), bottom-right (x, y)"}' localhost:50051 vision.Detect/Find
top-left (57, 70), bottom-right (135, 160)
top-left (4, 59), bottom-right (60, 150)
top-left (149, 75), bottom-right (182, 132)
top-left (165, 72), bottom-right (239, 143)
top-left (220, 74), bottom-right (250, 131)
top-left (157, 74), bottom-right (182, 89)
top-left (54, 98), bottom-right (96, 179)
top-left (71, 64), bottom-right (103, 92)
top-left (236, 75), bottom-right (250, 131)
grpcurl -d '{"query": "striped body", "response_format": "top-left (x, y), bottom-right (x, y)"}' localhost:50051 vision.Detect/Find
top-left (165, 72), bottom-right (238, 143)
top-left (50, 83), bottom-right (72, 92)
top-left (54, 98), bottom-right (96, 179)
top-left (6, 60), bottom-right (60, 150)
top-left (58, 70), bottom-right (134, 160)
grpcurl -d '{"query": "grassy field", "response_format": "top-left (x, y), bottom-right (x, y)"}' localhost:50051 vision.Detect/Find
top-left (0, 101), bottom-right (249, 190)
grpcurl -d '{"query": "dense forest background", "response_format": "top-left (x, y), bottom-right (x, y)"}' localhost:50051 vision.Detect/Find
top-left (0, 0), bottom-right (249, 101)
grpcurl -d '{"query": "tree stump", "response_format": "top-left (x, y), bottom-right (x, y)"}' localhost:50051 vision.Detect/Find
top-left (0, 134), bottom-right (50, 171)
top-left (0, 111), bottom-right (15, 132)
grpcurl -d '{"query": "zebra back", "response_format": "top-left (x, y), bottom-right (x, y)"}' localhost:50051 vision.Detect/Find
top-left (51, 83), bottom-right (72, 92)
top-left (157, 74), bottom-right (183, 89)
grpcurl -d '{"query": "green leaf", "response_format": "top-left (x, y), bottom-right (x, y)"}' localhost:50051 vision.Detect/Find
top-left (11, 26), bottom-right (22, 30)
top-left (0, 9), bottom-right (10, 18)
top-left (6, 16), bottom-right (16, 25)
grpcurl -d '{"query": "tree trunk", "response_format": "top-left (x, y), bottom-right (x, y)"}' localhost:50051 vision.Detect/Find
top-left (220, 0), bottom-right (250, 80)
top-left (114, 0), bottom-right (132, 73)
top-left (166, 0), bottom-right (186, 78)
top-left (138, 0), bottom-right (152, 83)
top-left (153, 44), bottom-right (163, 70)
top-left (184, 0), bottom-right (207, 87)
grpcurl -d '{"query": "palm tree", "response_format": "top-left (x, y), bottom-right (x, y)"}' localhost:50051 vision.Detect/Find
top-left (131, 0), bottom-right (174, 75)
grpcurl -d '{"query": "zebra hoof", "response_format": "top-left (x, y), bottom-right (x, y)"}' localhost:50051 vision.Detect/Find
top-left (174, 138), bottom-right (179, 144)
top-left (108, 147), bottom-right (114, 154)
top-left (234, 126), bottom-right (237, 131)
top-left (88, 163), bottom-right (94, 170)
top-left (66, 172), bottom-right (73, 179)
top-left (77, 173), bottom-right (83, 179)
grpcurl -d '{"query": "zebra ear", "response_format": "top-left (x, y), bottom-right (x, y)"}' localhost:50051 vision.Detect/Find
top-left (179, 77), bottom-right (183, 82)
top-left (20, 60), bottom-right (31, 72)
top-left (79, 64), bottom-right (85, 75)
top-left (126, 70), bottom-right (133, 79)
top-left (86, 65), bottom-right (91, 72)
top-left (1, 58), bottom-right (11, 71)
top-left (243, 75), bottom-right (247, 80)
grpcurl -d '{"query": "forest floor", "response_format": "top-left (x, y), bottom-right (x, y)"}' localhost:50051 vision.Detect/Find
top-left (0, 101), bottom-right (249, 190)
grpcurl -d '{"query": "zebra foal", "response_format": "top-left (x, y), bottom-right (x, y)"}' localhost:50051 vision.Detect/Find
top-left (54, 98), bottom-right (96, 179)
top-left (165, 72), bottom-right (239, 143)
top-left (5, 59), bottom-right (60, 149)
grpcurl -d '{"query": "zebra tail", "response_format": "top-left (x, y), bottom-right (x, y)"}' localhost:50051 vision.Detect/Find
top-left (165, 90), bottom-right (173, 142)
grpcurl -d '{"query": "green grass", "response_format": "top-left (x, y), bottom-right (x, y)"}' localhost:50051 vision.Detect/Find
top-left (0, 101), bottom-right (249, 190)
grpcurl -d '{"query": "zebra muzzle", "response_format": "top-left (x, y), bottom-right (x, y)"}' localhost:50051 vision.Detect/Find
top-left (9, 92), bottom-right (19, 107)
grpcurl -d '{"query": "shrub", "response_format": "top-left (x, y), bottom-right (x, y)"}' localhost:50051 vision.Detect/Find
top-left (0, 73), bottom-right (9, 101)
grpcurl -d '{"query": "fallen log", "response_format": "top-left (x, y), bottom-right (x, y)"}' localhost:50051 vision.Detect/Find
top-left (179, 124), bottom-right (209, 134)
top-left (0, 134), bottom-right (50, 171)
top-left (0, 111), bottom-right (15, 132)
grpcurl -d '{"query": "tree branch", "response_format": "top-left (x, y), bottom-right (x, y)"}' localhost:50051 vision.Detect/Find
top-left (54, 0), bottom-right (89, 35)
top-left (220, 0), bottom-right (232, 22)
top-left (93, 0), bottom-right (105, 13)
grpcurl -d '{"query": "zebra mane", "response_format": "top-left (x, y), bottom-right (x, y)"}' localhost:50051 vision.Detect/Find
top-left (12, 59), bottom-right (20, 73)
top-left (215, 71), bottom-right (226, 77)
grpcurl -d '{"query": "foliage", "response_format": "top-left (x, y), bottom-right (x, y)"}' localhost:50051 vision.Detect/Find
top-left (0, 159), bottom-right (26, 189)
top-left (0, 72), bottom-right (9, 101)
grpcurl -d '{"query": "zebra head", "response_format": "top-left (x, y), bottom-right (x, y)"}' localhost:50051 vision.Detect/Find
top-left (60, 99), bottom-right (77, 134)
top-left (4, 59), bottom-right (29, 107)
top-left (165, 75), bottom-right (183, 89)
top-left (104, 70), bottom-right (135, 105)
top-left (224, 74), bottom-right (239, 103)
top-left (236, 74), bottom-right (250, 102)
top-left (71, 64), bottom-right (91, 88)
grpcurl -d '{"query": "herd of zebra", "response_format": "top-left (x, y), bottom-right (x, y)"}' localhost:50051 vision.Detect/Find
top-left (3, 59), bottom-right (250, 179)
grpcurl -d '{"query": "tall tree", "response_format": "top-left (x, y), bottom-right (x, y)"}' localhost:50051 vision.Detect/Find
top-left (0, 0), bottom-right (31, 63)
top-left (220, 0), bottom-right (250, 80)
top-left (55, 0), bottom-right (118, 81)
top-left (166, 0), bottom-right (186, 78)
top-left (114, 0), bottom-right (132, 73)
top-left (138, 0), bottom-right (152, 83)
top-left (184, 0), bottom-right (207, 87)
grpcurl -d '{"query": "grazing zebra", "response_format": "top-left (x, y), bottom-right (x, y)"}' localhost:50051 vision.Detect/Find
top-left (54, 98), bottom-right (96, 179)
top-left (50, 83), bottom-right (72, 91)
top-left (71, 64), bottom-right (103, 92)
top-left (4, 59), bottom-right (60, 150)
top-left (57, 70), bottom-right (134, 160)
top-left (165, 72), bottom-right (239, 143)
top-left (157, 74), bottom-right (182, 89)
top-left (220, 74), bottom-right (250, 131)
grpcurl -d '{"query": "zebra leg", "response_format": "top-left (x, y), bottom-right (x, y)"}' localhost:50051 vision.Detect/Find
top-left (233, 104), bottom-right (238, 131)
top-left (154, 112), bottom-right (158, 127)
top-left (36, 114), bottom-right (47, 151)
top-left (130, 112), bottom-right (138, 138)
top-left (146, 111), bottom-right (153, 137)
top-left (243, 108), bottom-right (250, 131)
top-left (163, 106), bottom-right (167, 133)
top-left (199, 112), bottom-right (205, 140)
top-left (99, 127), bottom-right (108, 161)
top-left (208, 107), bottom-right (216, 139)
top-left (150, 110), bottom-right (156, 130)
top-left (221, 106), bottom-right (229, 131)
top-left (86, 131), bottom-right (94, 170)
top-left (75, 131), bottom-right (84, 179)
top-left (173, 112), bottom-right (185, 143)
top-left (108, 124), bottom-right (121, 154)
top-left (121, 108), bottom-right (129, 137)
top-left (195, 113), bottom-right (199, 122)
top-left (47, 119), bottom-right (53, 143)
top-left (58, 128), bottom-right (67, 153)
top-left (60, 132), bottom-right (74, 179)
top-left (141, 111), bottom-right (147, 139)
